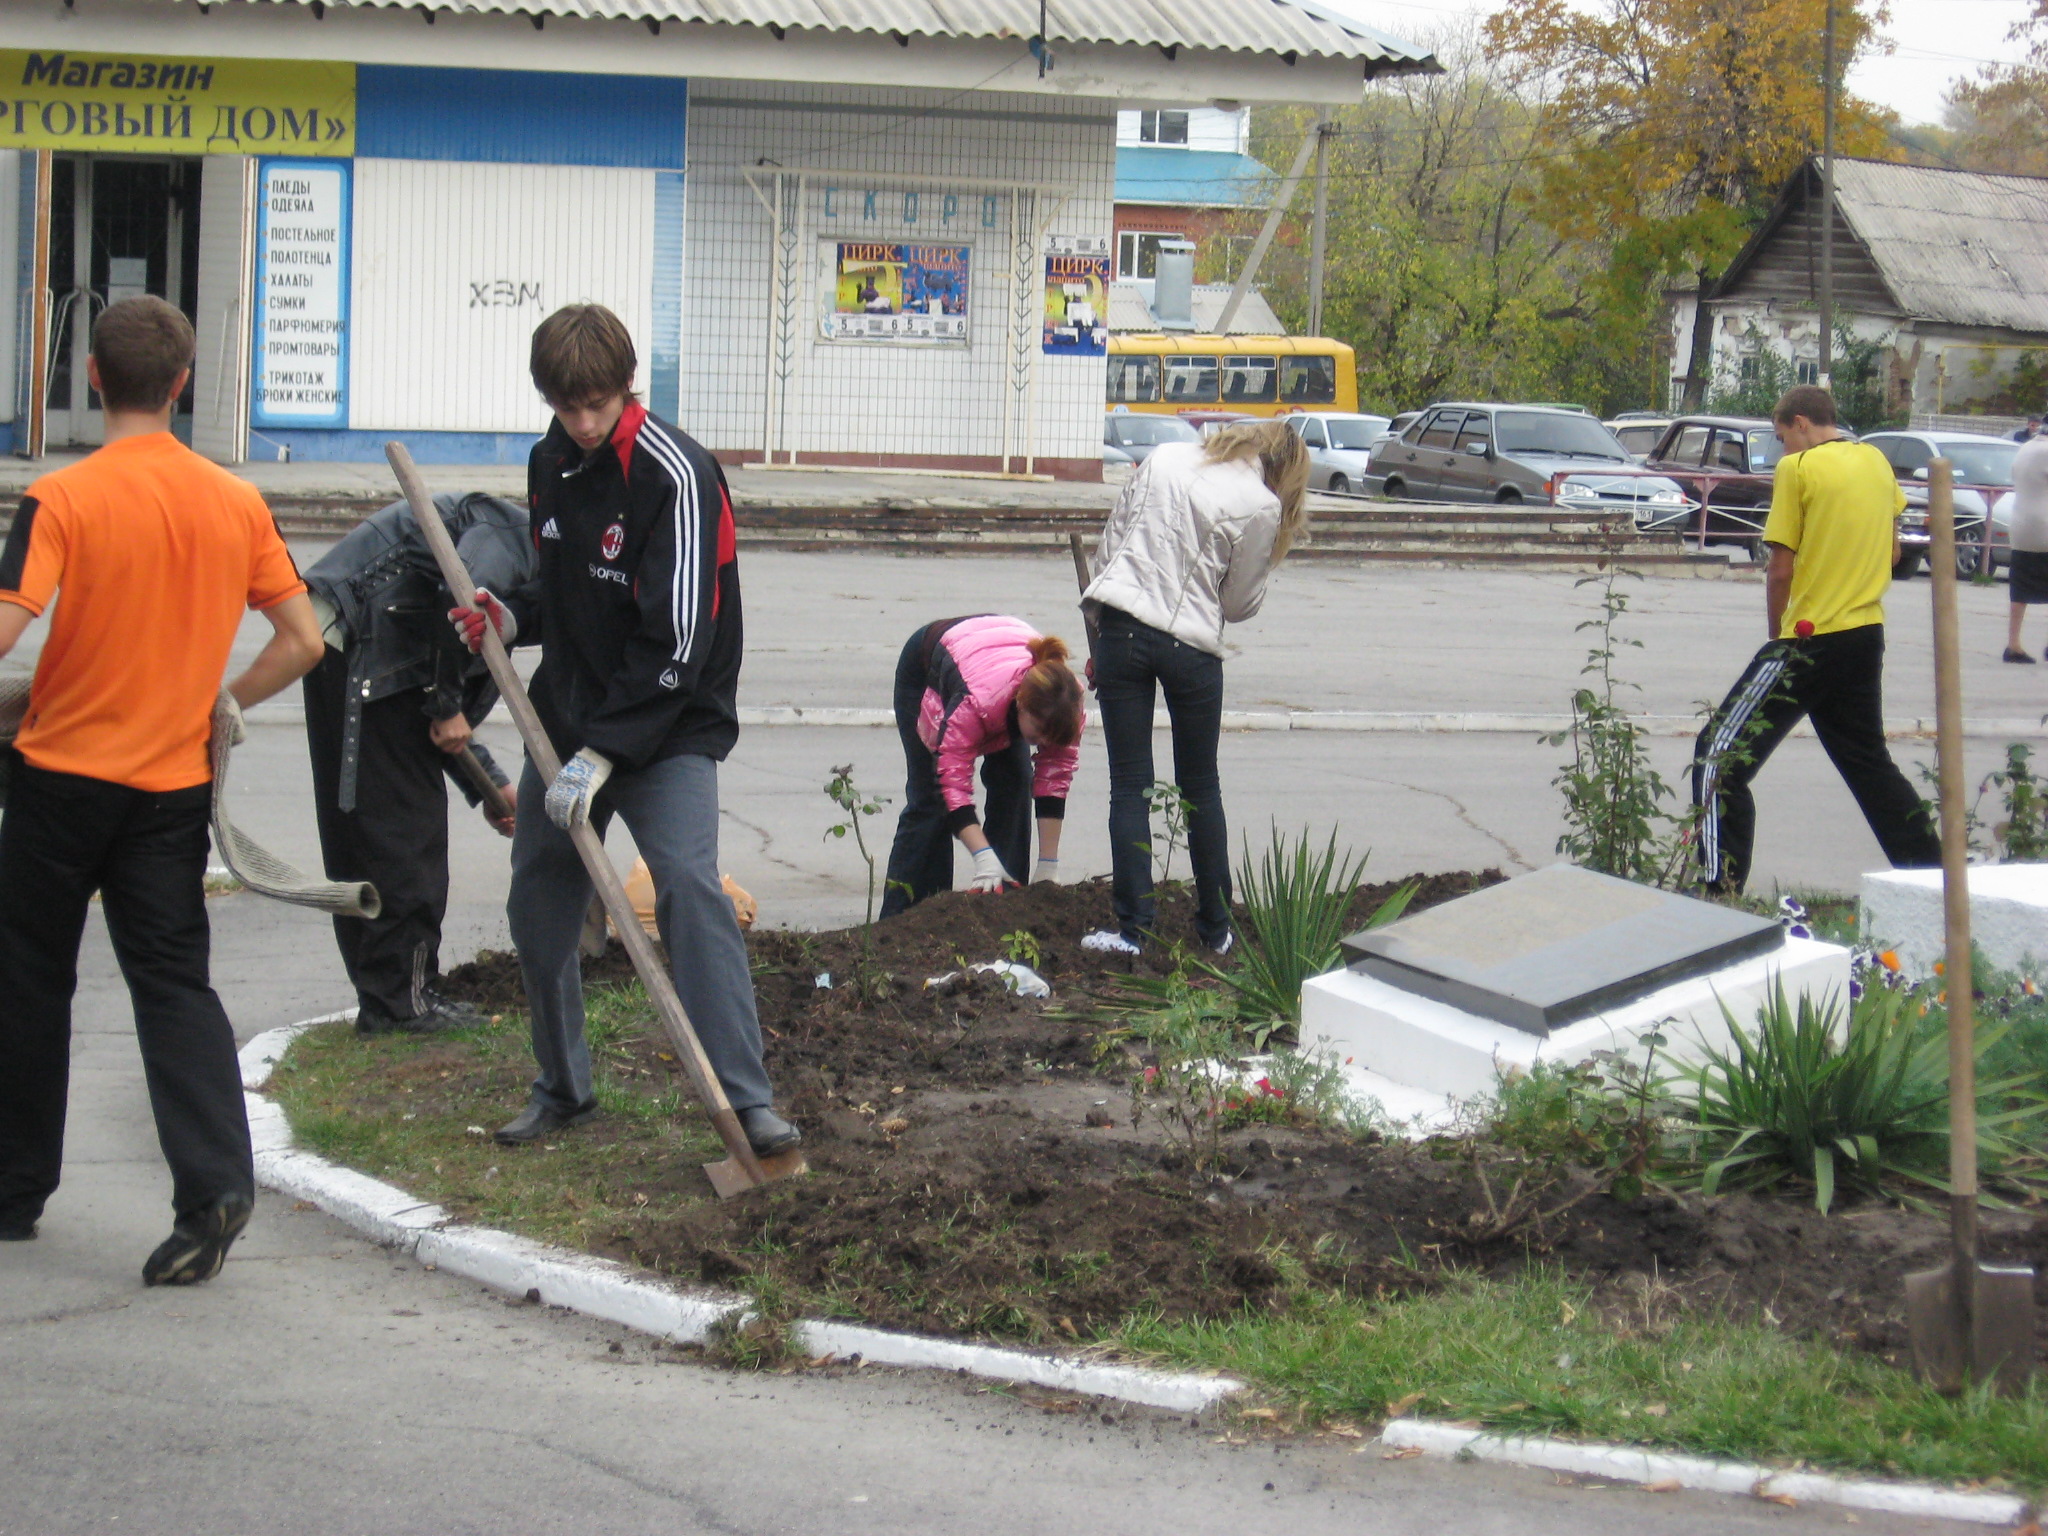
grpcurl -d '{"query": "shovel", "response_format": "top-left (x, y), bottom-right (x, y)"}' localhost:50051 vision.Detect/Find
top-left (1904, 455), bottom-right (2035, 1393)
top-left (387, 443), bottom-right (805, 1199)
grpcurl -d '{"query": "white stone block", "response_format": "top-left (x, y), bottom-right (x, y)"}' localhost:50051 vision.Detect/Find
top-left (1300, 936), bottom-right (1849, 1124)
top-left (1860, 864), bottom-right (2048, 982)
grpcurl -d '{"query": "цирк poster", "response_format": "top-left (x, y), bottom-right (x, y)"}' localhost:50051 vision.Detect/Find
top-left (824, 242), bottom-right (971, 343)
top-left (1042, 235), bottom-right (1109, 356)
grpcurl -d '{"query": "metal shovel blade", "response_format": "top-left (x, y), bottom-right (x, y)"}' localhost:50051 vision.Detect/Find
top-left (704, 1148), bottom-right (808, 1200)
top-left (1905, 1256), bottom-right (2037, 1396)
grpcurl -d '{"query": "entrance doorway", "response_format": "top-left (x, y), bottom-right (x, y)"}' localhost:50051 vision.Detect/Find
top-left (42, 155), bottom-right (201, 449)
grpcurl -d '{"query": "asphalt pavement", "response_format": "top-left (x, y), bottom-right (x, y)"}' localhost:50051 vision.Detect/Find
top-left (0, 552), bottom-right (2035, 1534)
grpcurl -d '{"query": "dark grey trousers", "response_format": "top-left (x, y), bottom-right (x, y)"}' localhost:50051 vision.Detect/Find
top-left (506, 752), bottom-right (773, 1116)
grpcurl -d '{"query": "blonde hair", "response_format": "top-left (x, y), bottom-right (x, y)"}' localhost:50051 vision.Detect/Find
top-left (1203, 419), bottom-right (1310, 559)
top-left (1016, 635), bottom-right (1084, 747)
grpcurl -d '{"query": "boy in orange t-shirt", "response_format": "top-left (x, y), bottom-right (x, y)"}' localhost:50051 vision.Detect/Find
top-left (0, 297), bottom-right (323, 1284)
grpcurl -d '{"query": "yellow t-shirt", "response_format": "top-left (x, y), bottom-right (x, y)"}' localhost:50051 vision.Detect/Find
top-left (1761, 437), bottom-right (1904, 639)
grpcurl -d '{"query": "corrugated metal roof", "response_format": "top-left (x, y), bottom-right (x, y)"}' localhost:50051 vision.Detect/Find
top-left (1109, 280), bottom-right (1284, 334)
top-left (228, 0), bottom-right (1437, 67)
top-left (1831, 159), bottom-right (2048, 333)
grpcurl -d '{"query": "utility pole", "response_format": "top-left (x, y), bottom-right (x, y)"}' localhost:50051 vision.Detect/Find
top-left (1306, 115), bottom-right (1334, 338)
top-left (1215, 119), bottom-right (1322, 337)
top-left (1819, 0), bottom-right (1836, 388)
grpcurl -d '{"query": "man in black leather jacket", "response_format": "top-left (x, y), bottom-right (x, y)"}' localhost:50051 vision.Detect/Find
top-left (303, 492), bottom-right (534, 1033)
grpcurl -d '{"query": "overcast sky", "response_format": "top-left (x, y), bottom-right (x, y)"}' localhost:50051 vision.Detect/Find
top-left (1323, 0), bottom-right (2037, 127)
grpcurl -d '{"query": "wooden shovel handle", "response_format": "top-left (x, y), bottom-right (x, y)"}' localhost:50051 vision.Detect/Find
top-left (1927, 456), bottom-right (1978, 1254)
top-left (453, 746), bottom-right (515, 823)
top-left (385, 444), bottom-right (769, 1192)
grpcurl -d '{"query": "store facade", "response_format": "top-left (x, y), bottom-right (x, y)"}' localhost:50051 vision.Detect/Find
top-left (2, 2), bottom-right (1432, 479)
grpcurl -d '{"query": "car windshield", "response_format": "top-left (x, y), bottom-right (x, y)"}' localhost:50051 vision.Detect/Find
top-left (1116, 416), bottom-right (1201, 446)
top-left (1494, 411), bottom-right (1628, 460)
top-left (1746, 430), bottom-right (1786, 470)
top-left (1326, 418), bottom-right (1388, 449)
top-left (1939, 441), bottom-right (2019, 485)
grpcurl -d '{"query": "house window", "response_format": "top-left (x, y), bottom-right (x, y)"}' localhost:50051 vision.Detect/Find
top-left (1796, 359), bottom-right (1820, 385)
top-left (1138, 110), bottom-right (1190, 145)
top-left (1117, 230), bottom-right (1182, 279)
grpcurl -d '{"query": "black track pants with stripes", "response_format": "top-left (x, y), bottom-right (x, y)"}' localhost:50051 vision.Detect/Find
top-left (1691, 623), bottom-right (1940, 891)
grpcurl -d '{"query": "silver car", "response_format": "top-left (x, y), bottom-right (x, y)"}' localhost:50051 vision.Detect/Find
top-left (1861, 430), bottom-right (2017, 578)
top-left (1363, 402), bottom-right (1691, 522)
top-left (1103, 412), bottom-right (1201, 466)
top-left (1285, 411), bottom-right (1392, 496)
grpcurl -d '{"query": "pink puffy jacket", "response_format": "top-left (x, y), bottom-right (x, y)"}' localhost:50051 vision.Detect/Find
top-left (916, 614), bottom-right (1082, 822)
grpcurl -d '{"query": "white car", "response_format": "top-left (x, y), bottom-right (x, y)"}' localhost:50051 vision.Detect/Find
top-left (1286, 411), bottom-right (1393, 496)
top-left (1861, 430), bottom-right (2017, 578)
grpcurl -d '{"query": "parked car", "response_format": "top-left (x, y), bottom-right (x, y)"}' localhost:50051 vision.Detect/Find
top-left (1103, 411), bottom-right (1201, 466)
top-left (1605, 412), bottom-right (1674, 461)
top-left (1362, 402), bottom-right (1690, 519)
top-left (1862, 430), bottom-right (2014, 579)
top-left (1285, 410), bottom-right (1393, 495)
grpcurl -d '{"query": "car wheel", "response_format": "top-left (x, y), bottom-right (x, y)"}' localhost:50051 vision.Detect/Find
top-left (1329, 474), bottom-right (1351, 494)
top-left (1891, 549), bottom-right (1922, 581)
top-left (1495, 487), bottom-right (1523, 504)
top-left (1382, 477), bottom-right (1405, 500)
top-left (1957, 543), bottom-right (1985, 581)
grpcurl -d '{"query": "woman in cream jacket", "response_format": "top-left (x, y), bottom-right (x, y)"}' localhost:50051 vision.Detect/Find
top-left (1080, 420), bottom-right (1309, 954)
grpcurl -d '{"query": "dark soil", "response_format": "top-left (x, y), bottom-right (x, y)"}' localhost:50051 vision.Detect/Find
top-left (433, 874), bottom-right (2048, 1355)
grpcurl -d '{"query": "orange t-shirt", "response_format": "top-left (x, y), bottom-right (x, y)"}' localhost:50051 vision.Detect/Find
top-left (0, 433), bottom-right (305, 792)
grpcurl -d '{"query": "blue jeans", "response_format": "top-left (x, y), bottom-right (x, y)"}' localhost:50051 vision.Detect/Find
top-left (1093, 608), bottom-right (1231, 948)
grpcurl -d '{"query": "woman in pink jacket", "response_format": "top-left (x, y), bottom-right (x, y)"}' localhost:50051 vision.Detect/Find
top-left (879, 614), bottom-right (1085, 916)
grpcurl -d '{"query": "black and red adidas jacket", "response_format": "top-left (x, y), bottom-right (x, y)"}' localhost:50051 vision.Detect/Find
top-left (509, 403), bottom-right (742, 771)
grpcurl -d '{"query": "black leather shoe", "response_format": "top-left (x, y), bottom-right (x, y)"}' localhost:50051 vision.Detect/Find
top-left (738, 1106), bottom-right (802, 1156)
top-left (2004, 648), bottom-right (2037, 664)
top-left (0, 1215), bottom-right (38, 1241)
top-left (142, 1192), bottom-right (252, 1286)
top-left (356, 1002), bottom-right (472, 1036)
top-left (493, 1100), bottom-right (600, 1146)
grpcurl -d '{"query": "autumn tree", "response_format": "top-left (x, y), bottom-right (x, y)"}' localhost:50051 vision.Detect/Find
top-left (1943, 2), bottom-right (2048, 176)
top-left (1251, 26), bottom-right (1649, 414)
top-left (1485, 0), bottom-right (1895, 407)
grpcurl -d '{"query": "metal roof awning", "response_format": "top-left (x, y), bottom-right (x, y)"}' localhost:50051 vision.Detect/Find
top-left (202, 0), bottom-right (1439, 70)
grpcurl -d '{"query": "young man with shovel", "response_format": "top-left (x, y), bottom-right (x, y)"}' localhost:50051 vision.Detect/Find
top-left (449, 305), bottom-right (799, 1156)
top-left (0, 297), bottom-right (324, 1280)
top-left (1692, 385), bottom-right (1942, 891)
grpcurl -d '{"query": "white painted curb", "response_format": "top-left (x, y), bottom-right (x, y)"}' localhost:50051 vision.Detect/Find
top-left (237, 1019), bottom-right (1239, 1416)
top-left (1381, 1418), bottom-right (2034, 1527)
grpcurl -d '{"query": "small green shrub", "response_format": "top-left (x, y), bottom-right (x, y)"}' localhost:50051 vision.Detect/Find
top-left (1673, 982), bottom-right (2048, 1212)
top-left (1202, 827), bottom-right (1410, 1037)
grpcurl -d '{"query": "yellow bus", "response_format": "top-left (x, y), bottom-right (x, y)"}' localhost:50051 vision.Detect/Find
top-left (1105, 335), bottom-right (1358, 418)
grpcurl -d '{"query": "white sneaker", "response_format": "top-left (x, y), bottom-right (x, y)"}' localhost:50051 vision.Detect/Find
top-left (1081, 930), bottom-right (1142, 956)
top-left (1206, 931), bottom-right (1235, 957)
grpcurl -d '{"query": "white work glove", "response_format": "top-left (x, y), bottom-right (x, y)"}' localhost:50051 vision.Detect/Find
top-left (544, 748), bottom-right (613, 831)
top-left (447, 587), bottom-right (516, 653)
top-left (968, 844), bottom-right (1016, 893)
top-left (1032, 857), bottom-right (1059, 885)
top-left (217, 693), bottom-right (247, 748)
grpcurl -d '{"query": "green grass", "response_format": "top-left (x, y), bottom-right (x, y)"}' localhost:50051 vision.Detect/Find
top-left (266, 983), bottom-right (722, 1254)
top-left (1115, 1270), bottom-right (2048, 1493)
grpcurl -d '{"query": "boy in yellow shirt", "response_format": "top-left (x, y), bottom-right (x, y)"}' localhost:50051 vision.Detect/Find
top-left (1691, 386), bottom-right (1941, 891)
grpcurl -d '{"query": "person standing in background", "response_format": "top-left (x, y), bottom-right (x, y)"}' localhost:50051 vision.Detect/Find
top-left (2001, 434), bottom-right (2048, 662)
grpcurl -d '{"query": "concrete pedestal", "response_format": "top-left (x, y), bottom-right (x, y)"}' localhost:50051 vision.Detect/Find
top-left (1860, 864), bottom-right (2048, 982)
top-left (1300, 936), bottom-right (1851, 1133)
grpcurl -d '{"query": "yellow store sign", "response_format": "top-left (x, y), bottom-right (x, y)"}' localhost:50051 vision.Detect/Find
top-left (0, 49), bottom-right (355, 156)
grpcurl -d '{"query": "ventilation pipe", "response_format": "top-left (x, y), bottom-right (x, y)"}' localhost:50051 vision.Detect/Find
top-left (1152, 240), bottom-right (1197, 332)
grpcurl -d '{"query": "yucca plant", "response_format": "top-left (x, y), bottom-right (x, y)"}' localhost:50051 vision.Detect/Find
top-left (1201, 827), bottom-right (1413, 1040)
top-left (1673, 981), bottom-right (2048, 1213)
